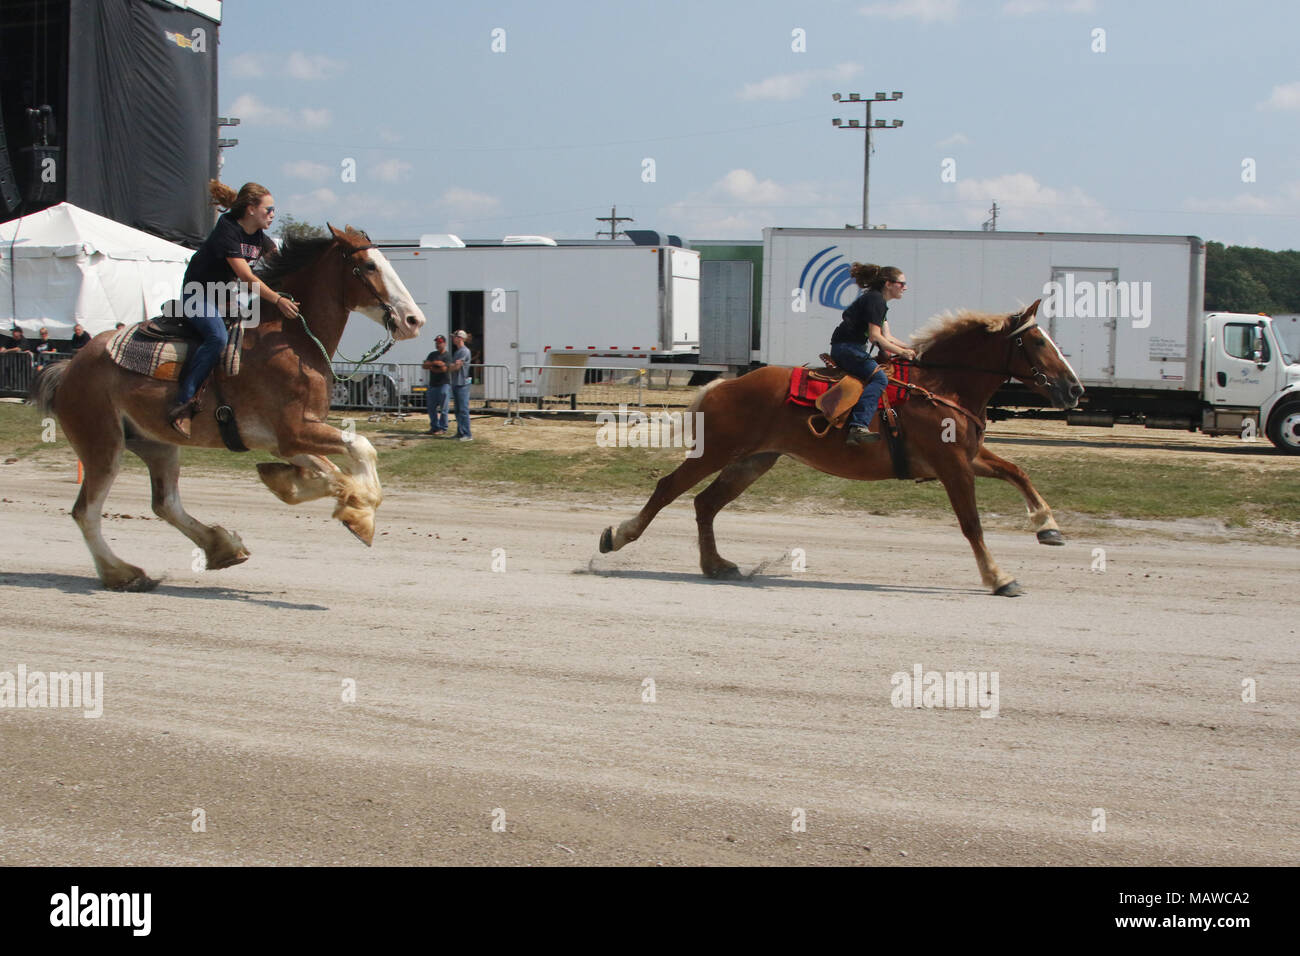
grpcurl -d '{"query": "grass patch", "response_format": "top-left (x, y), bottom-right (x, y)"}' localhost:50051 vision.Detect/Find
top-left (3, 401), bottom-right (1297, 530)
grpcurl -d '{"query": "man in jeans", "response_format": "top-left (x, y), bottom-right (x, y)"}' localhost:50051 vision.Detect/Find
top-left (421, 334), bottom-right (451, 434)
top-left (447, 329), bottom-right (474, 441)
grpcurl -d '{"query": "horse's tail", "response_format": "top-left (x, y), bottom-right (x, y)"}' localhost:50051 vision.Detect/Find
top-left (29, 359), bottom-right (70, 417)
top-left (686, 377), bottom-right (725, 418)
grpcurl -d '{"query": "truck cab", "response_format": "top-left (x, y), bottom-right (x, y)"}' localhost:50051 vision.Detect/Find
top-left (1202, 312), bottom-right (1300, 451)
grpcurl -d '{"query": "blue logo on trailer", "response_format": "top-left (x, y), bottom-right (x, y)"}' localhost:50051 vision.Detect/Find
top-left (799, 246), bottom-right (861, 310)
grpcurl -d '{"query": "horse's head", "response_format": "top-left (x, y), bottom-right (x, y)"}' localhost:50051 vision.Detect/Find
top-left (328, 224), bottom-right (426, 340)
top-left (1002, 299), bottom-right (1084, 409)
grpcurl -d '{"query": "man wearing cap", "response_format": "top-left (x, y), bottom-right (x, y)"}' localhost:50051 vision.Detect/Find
top-left (421, 334), bottom-right (452, 434)
top-left (447, 330), bottom-right (473, 441)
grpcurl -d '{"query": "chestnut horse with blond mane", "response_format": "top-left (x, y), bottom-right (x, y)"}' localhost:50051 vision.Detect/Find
top-left (30, 225), bottom-right (425, 591)
top-left (600, 299), bottom-right (1084, 596)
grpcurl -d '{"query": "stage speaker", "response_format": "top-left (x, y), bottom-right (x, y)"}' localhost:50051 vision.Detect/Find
top-left (0, 123), bottom-right (22, 214)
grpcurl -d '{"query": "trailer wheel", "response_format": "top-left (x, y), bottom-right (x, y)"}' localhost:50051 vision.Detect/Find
top-left (1266, 400), bottom-right (1300, 454)
top-left (331, 378), bottom-right (353, 409)
top-left (363, 375), bottom-right (398, 411)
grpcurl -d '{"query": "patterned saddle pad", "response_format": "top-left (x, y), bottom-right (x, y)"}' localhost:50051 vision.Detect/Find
top-left (107, 320), bottom-right (243, 381)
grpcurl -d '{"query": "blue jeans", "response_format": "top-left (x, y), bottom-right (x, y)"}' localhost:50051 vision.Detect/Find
top-left (452, 383), bottom-right (471, 437)
top-left (830, 342), bottom-right (888, 429)
top-left (175, 293), bottom-right (228, 406)
top-left (426, 383), bottom-right (449, 431)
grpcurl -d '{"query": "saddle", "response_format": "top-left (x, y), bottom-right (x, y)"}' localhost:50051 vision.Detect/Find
top-left (107, 314), bottom-right (244, 382)
top-left (795, 353), bottom-right (902, 440)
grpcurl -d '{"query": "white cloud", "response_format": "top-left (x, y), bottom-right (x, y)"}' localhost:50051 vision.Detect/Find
top-left (436, 188), bottom-right (503, 218)
top-left (859, 0), bottom-right (961, 23)
top-left (661, 168), bottom-right (846, 238)
top-left (938, 132), bottom-right (970, 147)
top-left (1183, 188), bottom-right (1295, 217)
top-left (285, 51), bottom-right (343, 81)
top-left (377, 127), bottom-right (403, 145)
top-left (1002, 0), bottom-right (1095, 14)
top-left (371, 159), bottom-right (414, 184)
top-left (951, 173), bottom-right (1114, 230)
top-left (281, 188), bottom-right (430, 233)
top-left (739, 63), bottom-right (862, 102)
top-left (229, 52), bottom-right (266, 78)
top-left (282, 160), bottom-right (331, 183)
top-left (1259, 82), bottom-right (1300, 110)
top-left (230, 94), bottom-right (332, 130)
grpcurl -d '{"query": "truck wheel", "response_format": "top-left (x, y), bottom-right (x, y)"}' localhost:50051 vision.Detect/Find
top-left (1266, 401), bottom-right (1300, 453)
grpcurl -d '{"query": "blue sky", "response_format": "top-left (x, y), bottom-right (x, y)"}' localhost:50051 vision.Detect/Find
top-left (216, 0), bottom-right (1297, 248)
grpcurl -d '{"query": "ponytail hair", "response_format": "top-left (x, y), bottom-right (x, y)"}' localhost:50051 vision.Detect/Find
top-left (208, 180), bottom-right (271, 220)
top-left (849, 262), bottom-right (903, 292)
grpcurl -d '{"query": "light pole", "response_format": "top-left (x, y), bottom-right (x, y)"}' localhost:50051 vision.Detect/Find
top-left (832, 91), bottom-right (903, 229)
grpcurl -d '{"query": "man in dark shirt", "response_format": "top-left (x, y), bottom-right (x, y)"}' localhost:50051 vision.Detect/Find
top-left (1, 327), bottom-right (37, 355)
top-left (70, 324), bottom-right (92, 350)
top-left (421, 334), bottom-right (451, 434)
top-left (34, 327), bottom-right (58, 365)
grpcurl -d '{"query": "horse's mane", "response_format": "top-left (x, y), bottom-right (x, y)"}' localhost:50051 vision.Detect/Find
top-left (255, 235), bottom-right (335, 290)
top-left (910, 309), bottom-right (1013, 356)
top-left (255, 227), bottom-right (373, 290)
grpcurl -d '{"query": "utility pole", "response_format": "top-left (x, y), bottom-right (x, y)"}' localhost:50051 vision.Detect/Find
top-left (832, 91), bottom-right (903, 229)
top-left (982, 201), bottom-right (999, 232)
top-left (595, 205), bottom-right (633, 240)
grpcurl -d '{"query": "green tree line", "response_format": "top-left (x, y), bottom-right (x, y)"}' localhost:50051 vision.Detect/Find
top-left (1205, 242), bottom-right (1300, 313)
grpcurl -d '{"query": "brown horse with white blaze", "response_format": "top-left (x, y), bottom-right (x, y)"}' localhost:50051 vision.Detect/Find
top-left (30, 225), bottom-right (425, 591)
top-left (599, 299), bottom-right (1084, 596)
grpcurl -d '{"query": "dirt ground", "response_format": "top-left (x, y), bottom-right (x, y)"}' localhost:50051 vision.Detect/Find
top-left (0, 457), bottom-right (1295, 866)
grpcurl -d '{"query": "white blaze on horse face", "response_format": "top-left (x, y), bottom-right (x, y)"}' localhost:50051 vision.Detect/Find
top-left (361, 249), bottom-right (426, 339)
top-left (1040, 327), bottom-right (1081, 384)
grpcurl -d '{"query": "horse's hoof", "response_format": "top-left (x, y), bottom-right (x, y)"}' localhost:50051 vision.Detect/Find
top-left (104, 573), bottom-right (160, 593)
top-left (704, 562), bottom-right (742, 580)
top-left (206, 550), bottom-right (250, 571)
top-left (1036, 529), bottom-right (1065, 546)
top-left (599, 527), bottom-right (614, 553)
top-left (342, 519), bottom-right (374, 547)
top-left (994, 580), bottom-right (1024, 597)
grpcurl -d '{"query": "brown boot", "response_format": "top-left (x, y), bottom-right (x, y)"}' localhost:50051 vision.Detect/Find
top-left (845, 425), bottom-right (881, 446)
top-left (167, 401), bottom-right (194, 438)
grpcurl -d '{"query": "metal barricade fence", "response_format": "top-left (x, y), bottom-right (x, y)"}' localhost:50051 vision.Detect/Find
top-left (329, 361), bottom-right (513, 415)
top-left (516, 365), bottom-right (699, 412)
top-left (0, 350), bottom-right (74, 398)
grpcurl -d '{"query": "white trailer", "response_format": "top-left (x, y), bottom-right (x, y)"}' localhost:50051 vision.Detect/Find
top-left (333, 240), bottom-right (700, 406)
top-left (761, 228), bottom-right (1300, 451)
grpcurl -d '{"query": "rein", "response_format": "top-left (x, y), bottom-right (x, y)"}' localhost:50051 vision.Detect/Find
top-left (885, 315), bottom-right (1045, 435)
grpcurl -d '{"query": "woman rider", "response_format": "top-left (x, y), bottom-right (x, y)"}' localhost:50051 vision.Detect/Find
top-left (167, 180), bottom-right (301, 437)
top-left (829, 262), bottom-right (916, 445)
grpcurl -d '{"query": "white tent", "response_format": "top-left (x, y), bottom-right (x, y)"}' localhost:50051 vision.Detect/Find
top-left (0, 203), bottom-right (194, 337)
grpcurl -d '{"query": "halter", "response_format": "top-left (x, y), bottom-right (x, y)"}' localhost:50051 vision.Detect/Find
top-left (293, 237), bottom-right (400, 379)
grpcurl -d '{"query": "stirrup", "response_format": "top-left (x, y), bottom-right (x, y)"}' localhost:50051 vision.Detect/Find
top-left (167, 400), bottom-right (195, 438)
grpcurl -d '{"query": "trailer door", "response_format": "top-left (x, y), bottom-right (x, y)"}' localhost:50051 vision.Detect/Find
top-left (699, 259), bottom-right (752, 365)
top-left (1047, 267), bottom-right (1118, 383)
top-left (482, 289), bottom-right (518, 402)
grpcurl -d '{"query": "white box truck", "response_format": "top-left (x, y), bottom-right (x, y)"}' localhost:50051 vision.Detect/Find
top-left (332, 239), bottom-right (700, 407)
top-left (761, 227), bottom-right (1300, 452)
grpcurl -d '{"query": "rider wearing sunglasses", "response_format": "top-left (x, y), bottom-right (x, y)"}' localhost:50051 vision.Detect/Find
top-left (829, 263), bottom-right (917, 446)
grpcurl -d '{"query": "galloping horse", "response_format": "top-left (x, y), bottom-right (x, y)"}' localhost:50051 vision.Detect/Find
top-left (599, 300), bottom-right (1084, 596)
top-left (30, 225), bottom-right (425, 591)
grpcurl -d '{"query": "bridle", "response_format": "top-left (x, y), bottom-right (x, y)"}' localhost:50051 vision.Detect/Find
top-left (338, 239), bottom-right (399, 336)
top-left (878, 311), bottom-right (1053, 437)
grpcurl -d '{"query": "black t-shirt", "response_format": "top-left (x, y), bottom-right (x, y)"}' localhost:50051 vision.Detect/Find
top-left (831, 288), bottom-right (888, 346)
top-left (183, 212), bottom-right (273, 288)
top-left (425, 349), bottom-right (450, 387)
top-left (4, 335), bottom-right (37, 353)
top-left (70, 330), bottom-right (92, 349)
